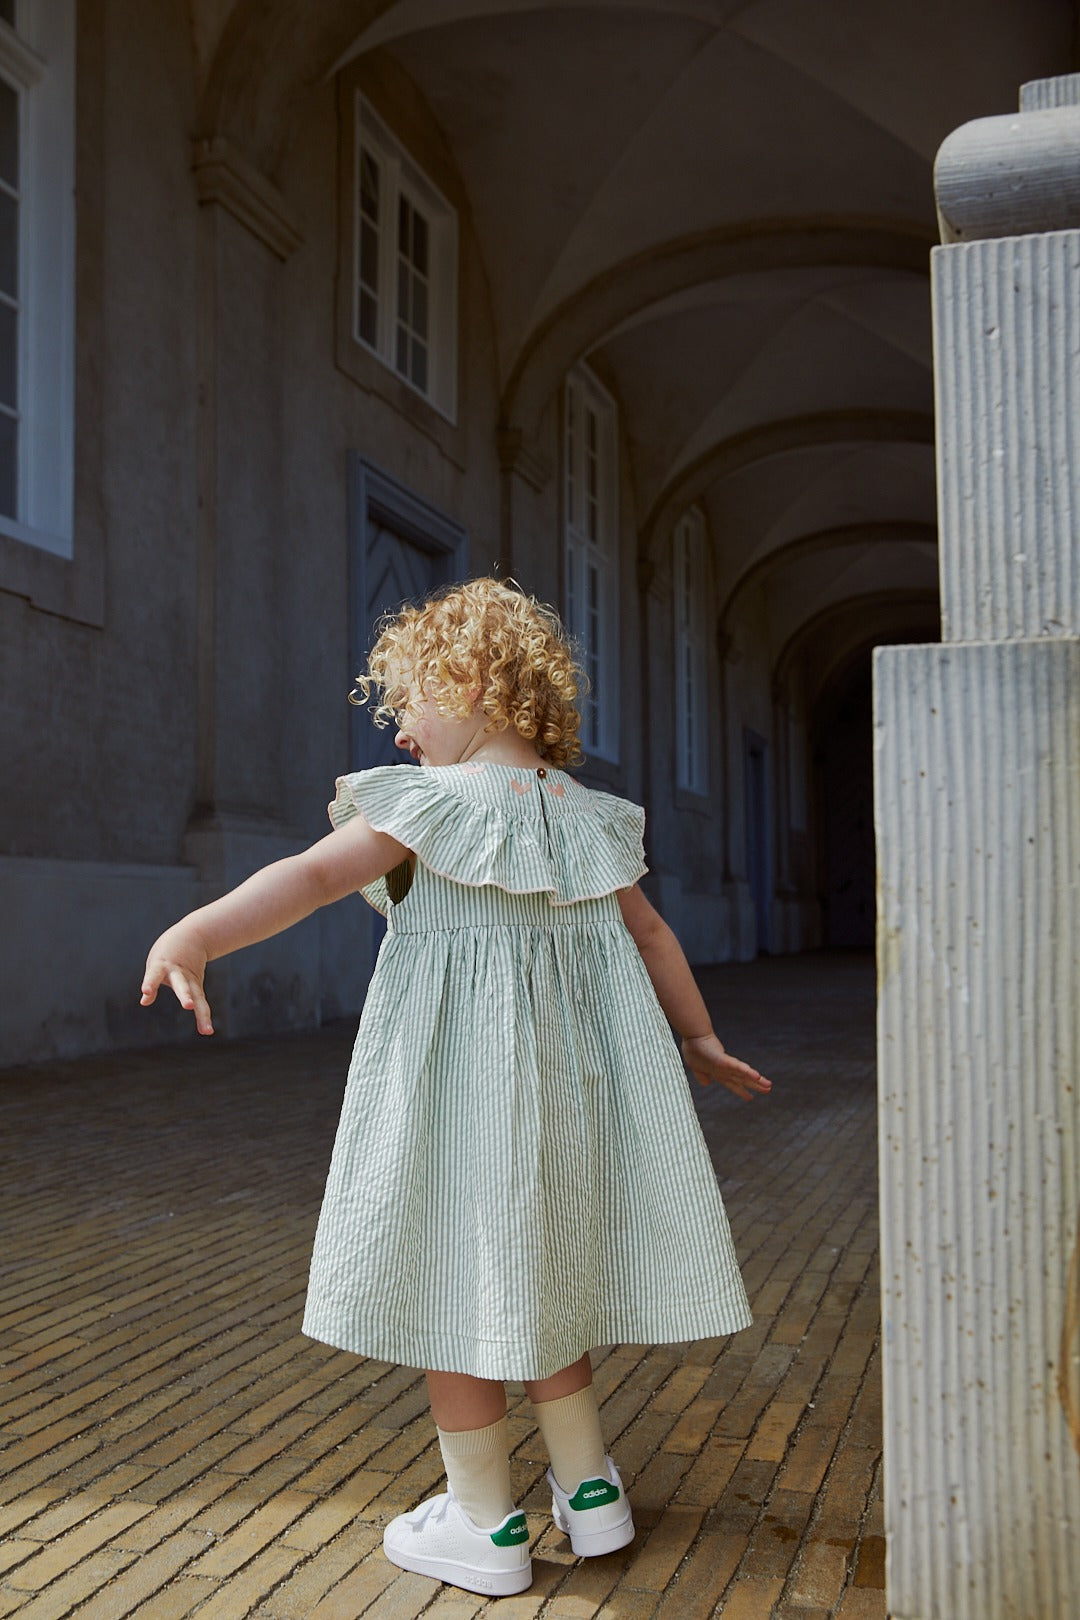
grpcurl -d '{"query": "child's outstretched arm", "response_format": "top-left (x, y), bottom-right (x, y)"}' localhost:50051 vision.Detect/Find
top-left (617, 884), bottom-right (771, 1101)
top-left (140, 815), bottom-right (410, 1035)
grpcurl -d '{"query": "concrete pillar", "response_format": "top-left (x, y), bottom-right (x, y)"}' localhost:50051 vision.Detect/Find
top-left (875, 76), bottom-right (1080, 1618)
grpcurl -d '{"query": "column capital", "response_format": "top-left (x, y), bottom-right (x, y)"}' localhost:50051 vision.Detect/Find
top-left (496, 426), bottom-right (551, 492)
top-left (935, 94), bottom-right (1080, 244)
top-left (192, 136), bottom-right (302, 261)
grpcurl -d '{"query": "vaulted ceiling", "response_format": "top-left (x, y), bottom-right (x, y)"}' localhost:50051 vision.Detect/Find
top-left (192, 0), bottom-right (1076, 703)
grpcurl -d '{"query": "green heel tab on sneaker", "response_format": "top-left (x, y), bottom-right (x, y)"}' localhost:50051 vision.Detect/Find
top-left (490, 1513), bottom-right (529, 1547)
top-left (568, 1478), bottom-right (621, 1511)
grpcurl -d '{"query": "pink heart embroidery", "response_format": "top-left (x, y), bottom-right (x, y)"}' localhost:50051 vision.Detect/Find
top-left (461, 763), bottom-right (486, 774)
top-left (545, 780), bottom-right (566, 798)
top-left (511, 780), bottom-right (533, 795)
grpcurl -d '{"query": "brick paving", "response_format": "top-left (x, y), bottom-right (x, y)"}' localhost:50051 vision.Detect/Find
top-left (0, 952), bottom-right (884, 1619)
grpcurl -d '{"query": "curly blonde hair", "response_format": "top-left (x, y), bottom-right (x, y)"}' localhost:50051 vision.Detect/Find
top-left (352, 577), bottom-right (585, 768)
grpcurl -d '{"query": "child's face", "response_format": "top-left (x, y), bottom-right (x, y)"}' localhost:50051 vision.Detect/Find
top-left (390, 672), bottom-right (481, 767)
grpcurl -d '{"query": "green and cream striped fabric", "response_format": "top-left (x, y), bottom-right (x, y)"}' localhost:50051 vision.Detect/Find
top-left (301, 762), bottom-right (752, 1380)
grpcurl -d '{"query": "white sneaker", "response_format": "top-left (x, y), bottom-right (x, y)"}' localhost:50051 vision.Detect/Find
top-left (548, 1455), bottom-right (635, 1556)
top-left (383, 1490), bottom-right (532, 1597)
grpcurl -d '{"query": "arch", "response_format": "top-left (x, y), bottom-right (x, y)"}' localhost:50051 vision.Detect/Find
top-left (719, 520), bottom-right (938, 627)
top-left (772, 587), bottom-right (939, 705)
top-left (501, 220), bottom-right (933, 436)
top-left (196, 1), bottom-right (397, 171)
top-left (641, 409), bottom-right (934, 563)
top-left (332, 0), bottom-right (750, 62)
top-left (197, 0), bottom-right (755, 173)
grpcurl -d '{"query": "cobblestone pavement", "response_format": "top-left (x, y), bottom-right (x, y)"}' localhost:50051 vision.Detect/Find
top-left (0, 952), bottom-right (884, 1619)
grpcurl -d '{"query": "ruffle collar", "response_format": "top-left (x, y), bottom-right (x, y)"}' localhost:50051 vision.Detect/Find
top-left (328, 762), bottom-right (646, 911)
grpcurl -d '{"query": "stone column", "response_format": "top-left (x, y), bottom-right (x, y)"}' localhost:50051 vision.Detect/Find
top-left (875, 78), bottom-right (1080, 1618)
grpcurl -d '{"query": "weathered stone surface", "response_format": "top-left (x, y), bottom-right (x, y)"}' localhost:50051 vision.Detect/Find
top-left (876, 638), bottom-right (1080, 1620)
top-left (933, 228), bottom-right (1080, 644)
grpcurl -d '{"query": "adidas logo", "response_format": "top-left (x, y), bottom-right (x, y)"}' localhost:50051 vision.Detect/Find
top-left (490, 1516), bottom-right (529, 1546)
top-left (569, 1479), bottom-right (620, 1509)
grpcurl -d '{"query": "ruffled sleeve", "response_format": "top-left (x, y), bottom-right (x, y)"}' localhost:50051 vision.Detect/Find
top-left (327, 764), bottom-right (647, 912)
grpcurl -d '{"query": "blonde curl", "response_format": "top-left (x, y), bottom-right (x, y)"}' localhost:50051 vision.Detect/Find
top-left (351, 577), bottom-right (586, 769)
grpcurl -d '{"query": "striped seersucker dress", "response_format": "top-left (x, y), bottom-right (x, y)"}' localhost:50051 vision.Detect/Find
top-left (301, 761), bottom-right (752, 1380)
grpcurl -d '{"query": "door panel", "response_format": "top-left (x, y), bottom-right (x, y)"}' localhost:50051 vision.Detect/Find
top-left (358, 520), bottom-right (455, 769)
top-left (346, 458), bottom-right (468, 967)
top-left (348, 457), bottom-right (468, 774)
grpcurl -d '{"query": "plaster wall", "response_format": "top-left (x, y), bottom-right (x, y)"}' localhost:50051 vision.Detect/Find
top-left (0, 4), bottom-right (824, 1062)
top-left (0, 0), bottom-right (200, 868)
top-left (0, 0), bottom-right (207, 1062)
top-left (642, 541), bottom-right (731, 964)
top-left (1, 8), bottom-right (520, 1061)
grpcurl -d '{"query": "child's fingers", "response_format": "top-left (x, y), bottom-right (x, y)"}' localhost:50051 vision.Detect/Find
top-left (165, 967), bottom-right (215, 1035)
top-left (689, 1055), bottom-right (772, 1099)
top-left (719, 1060), bottom-right (771, 1099)
top-left (730, 1063), bottom-right (771, 1095)
top-left (139, 963), bottom-right (165, 1006)
top-left (141, 962), bottom-right (214, 1035)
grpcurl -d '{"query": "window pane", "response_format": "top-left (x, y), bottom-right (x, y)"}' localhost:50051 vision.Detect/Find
top-left (412, 276), bottom-right (428, 340)
top-left (0, 80), bottom-right (16, 192)
top-left (411, 337), bottom-right (428, 393)
top-left (398, 193), bottom-right (409, 251)
top-left (0, 408), bottom-right (16, 518)
top-left (0, 188), bottom-right (16, 298)
top-left (396, 323), bottom-right (409, 375)
top-left (360, 150), bottom-right (379, 221)
top-left (0, 298), bottom-right (15, 408)
top-left (359, 219), bottom-right (378, 294)
top-left (413, 212), bottom-right (428, 276)
top-left (397, 257), bottom-right (409, 323)
top-left (358, 289), bottom-right (377, 348)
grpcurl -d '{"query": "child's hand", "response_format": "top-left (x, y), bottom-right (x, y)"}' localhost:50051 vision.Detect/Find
top-left (681, 1033), bottom-right (771, 1100)
top-left (140, 929), bottom-right (214, 1036)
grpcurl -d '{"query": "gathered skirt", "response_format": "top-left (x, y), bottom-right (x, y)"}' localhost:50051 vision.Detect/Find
top-left (302, 875), bottom-right (751, 1380)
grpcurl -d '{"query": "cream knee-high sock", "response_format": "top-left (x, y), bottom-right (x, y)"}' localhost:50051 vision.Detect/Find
top-left (436, 1416), bottom-right (515, 1528)
top-left (531, 1385), bottom-right (607, 1493)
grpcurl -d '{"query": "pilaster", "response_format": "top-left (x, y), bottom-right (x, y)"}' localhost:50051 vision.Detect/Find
top-left (876, 72), bottom-right (1080, 1619)
top-left (187, 141), bottom-right (315, 1037)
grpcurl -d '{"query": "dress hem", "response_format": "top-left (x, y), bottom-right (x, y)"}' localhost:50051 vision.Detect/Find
top-left (300, 1306), bottom-right (754, 1382)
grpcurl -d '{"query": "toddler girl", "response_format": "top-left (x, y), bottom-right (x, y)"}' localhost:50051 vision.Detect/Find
top-left (141, 577), bottom-right (770, 1598)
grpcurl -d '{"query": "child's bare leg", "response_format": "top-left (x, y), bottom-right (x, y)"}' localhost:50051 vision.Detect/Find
top-left (522, 1352), bottom-right (593, 1405)
top-left (426, 1370), bottom-right (506, 1430)
top-left (425, 1370), bottom-right (514, 1527)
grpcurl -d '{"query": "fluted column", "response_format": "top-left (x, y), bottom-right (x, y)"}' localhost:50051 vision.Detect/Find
top-left (875, 76), bottom-right (1080, 1619)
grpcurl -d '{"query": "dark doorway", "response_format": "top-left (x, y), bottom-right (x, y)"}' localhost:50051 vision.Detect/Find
top-left (817, 653), bottom-right (875, 949)
top-left (744, 729), bottom-right (771, 954)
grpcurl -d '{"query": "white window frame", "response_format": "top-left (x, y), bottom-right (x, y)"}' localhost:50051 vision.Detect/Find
top-left (0, 1), bottom-right (75, 559)
top-left (353, 95), bottom-right (458, 423)
top-left (564, 365), bottom-right (619, 762)
top-left (673, 506), bottom-right (710, 795)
